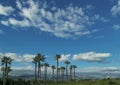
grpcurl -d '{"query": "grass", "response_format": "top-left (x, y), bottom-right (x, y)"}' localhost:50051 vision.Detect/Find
top-left (1, 78), bottom-right (120, 85)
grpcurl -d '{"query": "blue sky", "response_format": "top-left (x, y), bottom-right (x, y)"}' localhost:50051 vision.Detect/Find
top-left (0, 0), bottom-right (120, 75)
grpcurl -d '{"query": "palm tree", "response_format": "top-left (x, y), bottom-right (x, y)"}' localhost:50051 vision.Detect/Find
top-left (64, 60), bottom-right (70, 80)
top-left (44, 63), bottom-right (49, 85)
top-left (70, 65), bottom-right (73, 80)
top-left (72, 65), bottom-right (77, 80)
top-left (1, 56), bottom-right (12, 85)
top-left (32, 56), bottom-right (38, 81)
top-left (55, 54), bottom-right (61, 84)
top-left (60, 66), bottom-right (65, 80)
top-left (51, 65), bottom-right (56, 81)
top-left (36, 53), bottom-right (45, 81)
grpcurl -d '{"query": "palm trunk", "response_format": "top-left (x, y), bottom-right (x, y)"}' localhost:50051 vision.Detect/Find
top-left (40, 65), bottom-right (41, 80)
top-left (44, 66), bottom-right (47, 85)
top-left (66, 65), bottom-right (68, 80)
top-left (3, 66), bottom-right (5, 85)
top-left (34, 63), bottom-right (37, 85)
top-left (61, 69), bottom-right (64, 80)
top-left (38, 62), bottom-right (40, 85)
top-left (63, 70), bottom-right (64, 80)
top-left (52, 69), bottom-right (54, 81)
top-left (74, 68), bottom-right (76, 80)
top-left (70, 68), bottom-right (72, 80)
top-left (56, 60), bottom-right (58, 84)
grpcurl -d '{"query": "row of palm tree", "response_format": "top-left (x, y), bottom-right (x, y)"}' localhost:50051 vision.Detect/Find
top-left (0, 53), bottom-right (77, 85)
top-left (32, 53), bottom-right (77, 85)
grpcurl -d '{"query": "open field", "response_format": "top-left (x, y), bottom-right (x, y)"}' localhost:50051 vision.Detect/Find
top-left (1, 79), bottom-right (120, 85)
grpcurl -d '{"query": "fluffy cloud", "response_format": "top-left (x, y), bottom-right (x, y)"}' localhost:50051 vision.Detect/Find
top-left (12, 65), bottom-right (34, 71)
top-left (0, 4), bottom-right (14, 16)
top-left (111, 0), bottom-right (120, 16)
top-left (77, 67), bottom-right (120, 73)
top-left (0, 0), bottom-right (106, 39)
top-left (113, 25), bottom-right (120, 30)
top-left (0, 52), bottom-right (35, 62)
top-left (73, 51), bottom-right (111, 62)
top-left (22, 54), bottom-right (35, 62)
top-left (59, 54), bottom-right (71, 62)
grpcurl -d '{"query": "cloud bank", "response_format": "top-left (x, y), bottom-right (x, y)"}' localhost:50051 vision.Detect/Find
top-left (0, 0), bottom-right (106, 39)
top-left (73, 51), bottom-right (111, 62)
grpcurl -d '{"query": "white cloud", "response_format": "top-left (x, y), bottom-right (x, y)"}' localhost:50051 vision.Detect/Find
top-left (0, 52), bottom-right (35, 62)
top-left (0, 4), bottom-right (14, 16)
top-left (73, 51), bottom-right (111, 62)
top-left (113, 25), bottom-right (120, 30)
top-left (12, 65), bottom-right (34, 71)
top-left (111, 0), bottom-right (120, 16)
top-left (1, 0), bottom-right (106, 39)
top-left (22, 54), bottom-right (35, 62)
top-left (59, 54), bottom-right (71, 62)
top-left (92, 14), bottom-right (109, 22)
top-left (8, 18), bottom-right (31, 27)
top-left (1, 21), bottom-right (9, 26)
top-left (77, 67), bottom-right (120, 73)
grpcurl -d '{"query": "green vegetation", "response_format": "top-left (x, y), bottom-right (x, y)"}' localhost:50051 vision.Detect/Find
top-left (0, 78), bottom-right (120, 85)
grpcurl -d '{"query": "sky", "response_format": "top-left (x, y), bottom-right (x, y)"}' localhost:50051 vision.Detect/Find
top-left (0, 0), bottom-right (120, 75)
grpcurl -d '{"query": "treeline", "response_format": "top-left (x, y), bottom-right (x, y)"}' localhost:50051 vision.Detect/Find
top-left (0, 53), bottom-right (77, 85)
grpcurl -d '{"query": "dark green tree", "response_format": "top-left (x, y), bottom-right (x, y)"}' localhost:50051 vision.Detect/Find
top-left (1, 56), bottom-right (12, 85)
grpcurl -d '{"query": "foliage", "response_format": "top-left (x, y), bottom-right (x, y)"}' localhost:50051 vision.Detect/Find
top-left (0, 78), bottom-right (120, 85)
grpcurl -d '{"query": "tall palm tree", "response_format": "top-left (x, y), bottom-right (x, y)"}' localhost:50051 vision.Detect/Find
top-left (32, 56), bottom-right (38, 81)
top-left (72, 65), bottom-right (77, 80)
top-left (44, 63), bottom-right (49, 85)
top-left (36, 53), bottom-right (45, 80)
top-left (70, 65), bottom-right (73, 80)
top-left (51, 65), bottom-right (56, 81)
top-left (64, 60), bottom-right (70, 80)
top-left (1, 56), bottom-right (12, 85)
top-left (55, 54), bottom-right (61, 84)
top-left (60, 66), bottom-right (65, 80)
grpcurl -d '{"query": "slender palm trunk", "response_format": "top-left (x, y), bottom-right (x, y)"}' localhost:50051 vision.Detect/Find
top-left (63, 70), bottom-right (64, 80)
top-left (58, 69), bottom-right (60, 80)
top-left (35, 63), bottom-right (37, 80)
top-left (56, 60), bottom-right (58, 84)
top-left (44, 66), bottom-right (47, 85)
top-left (5, 63), bottom-right (7, 79)
top-left (3, 66), bottom-right (5, 85)
top-left (70, 68), bottom-right (72, 80)
top-left (66, 65), bottom-right (68, 80)
top-left (40, 65), bottom-right (42, 80)
top-left (74, 68), bottom-right (76, 80)
top-left (61, 69), bottom-right (64, 80)
top-left (34, 63), bottom-right (37, 85)
top-left (52, 69), bottom-right (54, 81)
top-left (38, 62), bottom-right (40, 79)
